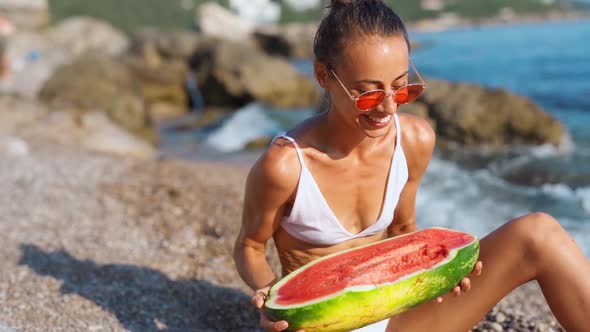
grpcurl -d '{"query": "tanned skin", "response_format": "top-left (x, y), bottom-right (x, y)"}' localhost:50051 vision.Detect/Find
top-left (234, 35), bottom-right (590, 332)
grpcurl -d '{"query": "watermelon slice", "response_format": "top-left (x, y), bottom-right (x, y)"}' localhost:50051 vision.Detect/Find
top-left (264, 227), bottom-right (479, 332)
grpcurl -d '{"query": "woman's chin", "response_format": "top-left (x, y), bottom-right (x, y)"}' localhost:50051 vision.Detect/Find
top-left (357, 114), bottom-right (393, 137)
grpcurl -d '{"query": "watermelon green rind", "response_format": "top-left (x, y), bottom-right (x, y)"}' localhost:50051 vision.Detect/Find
top-left (264, 231), bottom-right (479, 332)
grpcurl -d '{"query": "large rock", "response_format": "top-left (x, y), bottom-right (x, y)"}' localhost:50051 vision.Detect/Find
top-left (125, 56), bottom-right (189, 107)
top-left (131, 29), bottom-right (206, 62)
top-left (0, 97), bottom-right (156, 159)
top-left (253, 23), bottom-right (318, 59)
top-left (38, 56), bottom-right (156, 143)
top-left (0, 0), bottom-right (49, 30)
top-left (403, 79), bottom-right (567, 149)
top-left (194, 2), bottom-right (255, 42)
top-left (190, 40), bottom-right (322, 108)
top-left (1, 31), bottom-right (68, 98)
top-left (0, 17), bottom-right (128, 98)
top-left (46, 16), bottom-right (129, 58)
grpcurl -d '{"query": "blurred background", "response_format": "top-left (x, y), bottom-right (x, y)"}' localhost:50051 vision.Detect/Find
top-left (1, 1), bottom-right (589, 331)
top-left (1, 0), bottom-right (590, 255)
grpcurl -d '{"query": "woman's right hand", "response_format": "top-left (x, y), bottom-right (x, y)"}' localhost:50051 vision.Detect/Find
top-left (252, 286), bottom-right (304, 332)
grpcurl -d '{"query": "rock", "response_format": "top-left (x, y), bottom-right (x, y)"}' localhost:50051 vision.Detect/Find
top-left (0, 0), bottom-right (49, 30)
top-left (15, 109), bottom-right (157, 159)
top-left (131, 28), bottom-right (206, 61)
top-left (482, 321), bottom-right (504, 332)
top-left (190, 40), bottom-right (322, 108)
top-left (37, 56), bottom-right (139, 109)
top-left (2, 31), bottom-right (68, 98)
top-left (0, 17), bottom-right (127, 99)
top-left (495, 313), bottom-right (507, 324)
top-left (38, 56), bottom-right (157, 143)
top-left (46, 16), bottom-right (129, 58)
top-left (253, 23), bottom-right (318, 58)
top-left (194, 2), bottom-right (255, 42)
top-left (418, 79), bottom-right (566, 149)
top-left (149, 102), bottom-right (187, 122)
top-left (125, 56), bottom-right (189, 107)
top-left (105, 94), bottom-right (147, 132)
top-left (245, 136), bottom-right (272, 150)
top-left (399, 102), bottom-right (436, 130)
top-left (80, 112), bottom-right (157, 159)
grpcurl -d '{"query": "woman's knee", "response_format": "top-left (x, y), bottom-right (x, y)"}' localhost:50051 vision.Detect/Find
top-left (509, 212), bottom-right (566, 260)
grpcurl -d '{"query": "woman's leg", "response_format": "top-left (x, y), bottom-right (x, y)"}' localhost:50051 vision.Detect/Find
top-left (387, 212), bottom-right (590, 332)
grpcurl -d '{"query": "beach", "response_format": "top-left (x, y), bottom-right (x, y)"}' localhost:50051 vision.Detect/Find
top-left (0, 6), bottom-right (587, 331)
top-left (0, 107), bottom-right (565, 332)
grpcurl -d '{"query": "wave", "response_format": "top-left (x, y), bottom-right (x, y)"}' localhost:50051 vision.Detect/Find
top-left (203, 103), bottom-right (316, 153)
top-left (418, 157), bottom-right (590, 257)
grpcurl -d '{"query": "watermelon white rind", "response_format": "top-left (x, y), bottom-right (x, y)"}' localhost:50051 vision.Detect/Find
top-left (264, 228), bottom-right (480, 332)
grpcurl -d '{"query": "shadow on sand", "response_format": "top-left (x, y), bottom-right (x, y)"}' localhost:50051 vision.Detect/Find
top-left (19, 244), bottom-right (258, 332)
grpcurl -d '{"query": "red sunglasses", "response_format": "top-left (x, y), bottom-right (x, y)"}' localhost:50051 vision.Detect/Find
top-left (330, 60), bottom-right (426, 111)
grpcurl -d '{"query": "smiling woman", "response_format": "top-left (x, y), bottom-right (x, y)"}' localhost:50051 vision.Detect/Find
top-left (233, 1), bottom-right (590, 332)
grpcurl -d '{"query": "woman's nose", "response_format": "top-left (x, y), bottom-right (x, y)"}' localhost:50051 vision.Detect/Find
top-left (379, 91), bottom-right (398, 114)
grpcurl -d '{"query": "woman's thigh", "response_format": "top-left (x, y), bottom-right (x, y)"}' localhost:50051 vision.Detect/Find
top-left (386, 215), bottom-right (541, 332)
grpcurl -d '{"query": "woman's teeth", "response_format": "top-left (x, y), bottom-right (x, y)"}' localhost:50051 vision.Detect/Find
top-left (366, 114), bottom-right (391, 124)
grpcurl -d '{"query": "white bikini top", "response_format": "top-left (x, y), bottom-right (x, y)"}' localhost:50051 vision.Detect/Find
top-left (274, 113), bottom-right (409, 246)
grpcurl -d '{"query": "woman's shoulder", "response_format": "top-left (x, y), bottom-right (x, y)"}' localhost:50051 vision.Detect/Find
top-left (247, 134), bottom-right (302, 195)
top-left (398, 112), bottom-right (436, 173)
top-left (249, 115), bottom-right (324, 194)
top-left (398, 112), bottom-right (435, 150)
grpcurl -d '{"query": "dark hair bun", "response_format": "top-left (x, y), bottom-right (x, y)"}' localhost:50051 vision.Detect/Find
top-left (330, 0), bottom-right (355, 10)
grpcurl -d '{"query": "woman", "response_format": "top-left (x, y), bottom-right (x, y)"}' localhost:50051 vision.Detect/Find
top-left (233, 1), bottom-right (590, 331)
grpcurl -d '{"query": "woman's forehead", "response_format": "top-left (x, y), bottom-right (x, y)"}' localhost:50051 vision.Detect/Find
top-left (338, 35), bottom-right (409, 80)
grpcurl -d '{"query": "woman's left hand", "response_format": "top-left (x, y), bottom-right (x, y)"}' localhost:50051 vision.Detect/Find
top-left (436, 260), bottom-right (483, 303)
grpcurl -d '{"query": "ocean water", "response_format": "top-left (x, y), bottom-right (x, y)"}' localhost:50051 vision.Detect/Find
top-left (161, 20), bottom-right (590, 256)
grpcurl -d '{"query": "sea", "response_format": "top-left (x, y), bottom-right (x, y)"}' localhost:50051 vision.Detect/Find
top-left (160, 19), bottom-right (590, 257)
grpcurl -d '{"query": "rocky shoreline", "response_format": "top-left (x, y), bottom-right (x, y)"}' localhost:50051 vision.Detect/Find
top-left (1, 4), bottom-right (572, 155)
top-left (0, 96), bottom-right (564, 332)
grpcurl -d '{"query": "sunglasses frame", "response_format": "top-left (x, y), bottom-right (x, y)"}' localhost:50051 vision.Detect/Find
top-left (329, 60), bottom-right (426, 111)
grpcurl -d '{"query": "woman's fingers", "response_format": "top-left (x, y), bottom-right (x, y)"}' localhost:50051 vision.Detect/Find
top-left (460, 277), bottom-right (471, 292)
top-left (254, 286), bottom-right (290, 332)
top-left (261, 320), bottom-right (288, 331)
top-left (259, 312), bottom-right (289, 332)
top-left (473, 261), bottom-right (483, 276)
top-left (251, 292), bottom-right (264, 308)
top-left (252, 287), bottom-right (270, 308)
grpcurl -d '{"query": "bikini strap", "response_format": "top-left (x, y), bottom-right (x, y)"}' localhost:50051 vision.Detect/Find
top-left (272, 133), bottom-right (307, 169)
top-left (394, 113), bottom-right (402, 148)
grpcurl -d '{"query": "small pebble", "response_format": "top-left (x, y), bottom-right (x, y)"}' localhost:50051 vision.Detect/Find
top-left (495, 313), bottom-right (506, 323)
top-left (489, 322), bottom-right (503, 332)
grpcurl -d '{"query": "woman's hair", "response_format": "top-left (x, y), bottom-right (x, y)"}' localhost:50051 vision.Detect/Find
top-left (313, 0), bottom-right (410, 67)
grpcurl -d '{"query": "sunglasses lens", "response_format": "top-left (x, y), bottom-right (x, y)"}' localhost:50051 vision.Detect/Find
top-left (356, 91), bottom-right (385, 111)
top-left (395, 85), bottom-right (425, 104)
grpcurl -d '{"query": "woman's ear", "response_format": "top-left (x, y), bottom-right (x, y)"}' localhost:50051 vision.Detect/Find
top-left (314, 61), bottom-right (329, 89)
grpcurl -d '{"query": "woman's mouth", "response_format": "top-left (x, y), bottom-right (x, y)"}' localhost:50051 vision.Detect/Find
top-left (361, 114), bottom-right (392, 128)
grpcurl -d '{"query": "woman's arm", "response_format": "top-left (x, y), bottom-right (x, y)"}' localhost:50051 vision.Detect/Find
top-left (233, 142), bottom-right (300, 291)
top-left (388, 114), bottom-right (436, 238)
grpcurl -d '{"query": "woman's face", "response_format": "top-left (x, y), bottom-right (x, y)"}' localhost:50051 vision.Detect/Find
top-left (320, 34), bottom-right (410, 138)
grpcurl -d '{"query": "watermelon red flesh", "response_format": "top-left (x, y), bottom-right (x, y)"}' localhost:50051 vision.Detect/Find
top-left (274, 228), bottom-right (474, 306)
